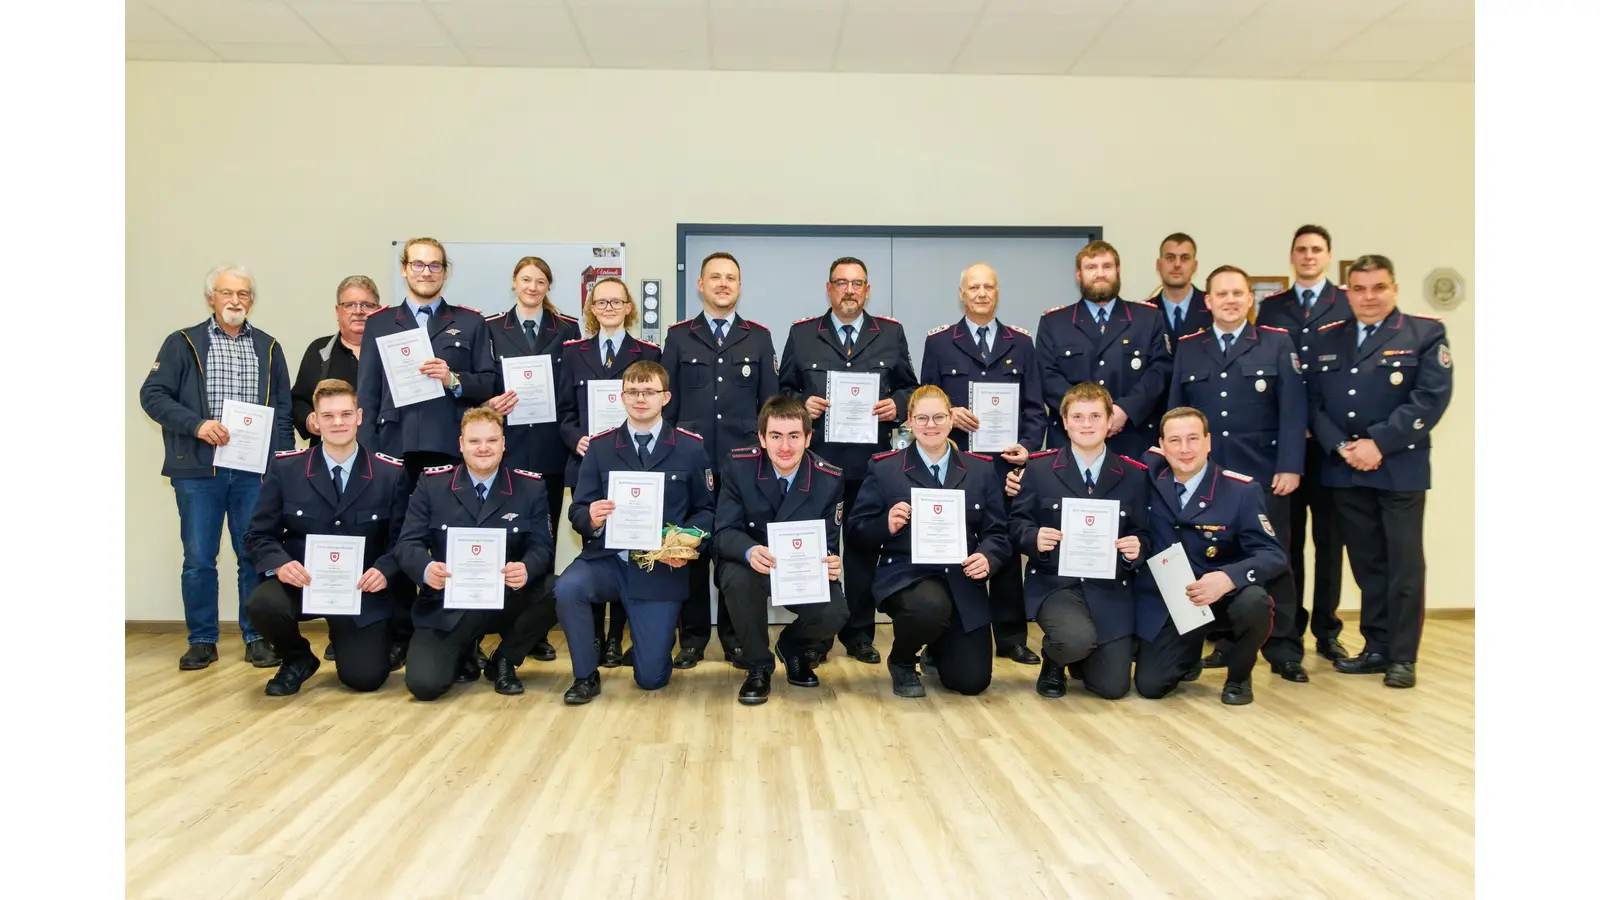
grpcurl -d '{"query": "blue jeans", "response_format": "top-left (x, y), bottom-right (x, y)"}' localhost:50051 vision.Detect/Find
top-left (172, 470), bottom-right (263, 646)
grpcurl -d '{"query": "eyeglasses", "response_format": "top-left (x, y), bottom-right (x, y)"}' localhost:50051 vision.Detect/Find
top-left (591, 299), bottom-right (628, 310)
top-left (912, 414), bottom-right (950, 427)
top-left (407, 261), bottom-right (446, 274)
top-left (213, 289), bottom-right (253, 301)
top-left (338, 301), bottom-right (380, 312)
top-left (830, 279), bottom-right (867, 290)
top-left (622, 389), bottom-right (663, 400)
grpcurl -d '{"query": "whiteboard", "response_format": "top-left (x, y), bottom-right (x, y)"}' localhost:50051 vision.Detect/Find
top-left (390, 240), bottom-right (626, 324)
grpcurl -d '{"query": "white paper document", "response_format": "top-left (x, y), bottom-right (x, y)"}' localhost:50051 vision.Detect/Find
top-left (824, 371), bottom-right (880, 444)
top-left (376, 328), bottom-right (445, 408)
top-left (587, 379), bottom-right (627, 435)
top-left (968, 382), bottom-right (1020, 452)
top-left (444, 527), bottom-right (506, 610)
top-left (767, 519), bottom-right (829, 606)
top-left (502, 355), bottom-right (557, 425)
top-left (213, 399), bottom-right (274, 474)
top-left (1058, 499), bottom-right (1121, 579)
top-left (301, 535), bottom-right (365, 616)
top-left (1148, 543), bottom-right (1216, 635)
top-left (911, 487), bottom-right (968, 565)
top-left (605, 471), bottom-right (666, 551)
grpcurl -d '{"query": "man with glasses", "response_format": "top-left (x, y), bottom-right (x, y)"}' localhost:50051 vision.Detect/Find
top-left (292, 276), bottom-right (379, 447)
top-left (357, 237), bottom-right (498, 667)
top-left (778, 257), bottom-right (919, 665)
top-left (140, 264), bottom-right (295, 671)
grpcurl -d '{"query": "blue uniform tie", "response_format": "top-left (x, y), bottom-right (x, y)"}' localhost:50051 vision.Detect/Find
top-left (1358, 323), bottom-right (1377, 348)
top-left (1221, 332), bottom-right (1235, 356)
top-left (841, 323), bottom-right (855, 357)
top-left (636, 432), bottom-right (652, 462)
top-left (332, 465), bottom-right (345, 497)
top-left (1096, 307), bottom-right (1108, 333)
top-left (976, 325), bottom-right (989, 359)
top-left (712, 319), bottom-right (726, 347)
top-left (475, 482), bottom-right (487, 502)
top-left (1084, 467), bottom-right (1094, 491)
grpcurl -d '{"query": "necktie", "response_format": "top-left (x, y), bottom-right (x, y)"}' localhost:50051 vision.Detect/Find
top-left (780, 477), bottom-right (790, 496)
top-left (1175, 480), bottom-right (1187, 508)
top-left (1096, 307), bottom-right (1108, 334)
top-left (1301, 289), bottom-right (1316, 317)
top-left (976, 325), bottom-right (989, 359)
top-left (1172, 306), bottom-right (1184, 334)
top-left (332, 465), bottom-right (345, 497)
top-left (712, 319), bottom-right (726, 347)
top-left (930, 462), bottom-right (942, 484)
top-left (841, 324), bottom-right (855, 358)
top-left (523, 320), bottom-right (538, 346)
top-left (1221, 332), bottom-right (1235, 356)
top-left (635, 432), bottom-right (652, 462)
top-left (416, 306), bottom-right (431, 329)
top-left (475, 482), bottom-right (488, 502)
top-left (1358, 323), bottom-right (1377, 347)
top-left (1084, 467), bottom-right (1095, 491)
top-left (603, 339), bottom-right (615, 368)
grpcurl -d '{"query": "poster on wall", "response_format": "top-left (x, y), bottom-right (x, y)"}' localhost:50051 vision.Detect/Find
top-left (389, 241), bottom-right (626, 332)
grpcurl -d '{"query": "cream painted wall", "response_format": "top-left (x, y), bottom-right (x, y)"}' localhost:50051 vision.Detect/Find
top-left (126, 62), bottom-right (1473, 621)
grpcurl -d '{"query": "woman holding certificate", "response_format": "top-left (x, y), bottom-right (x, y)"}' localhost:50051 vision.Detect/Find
top-left (849, 385), bottom-right (1011, 698)
top-left (482, 257), bottom-right (581, 662)
top-left (556, 278), bottom-right (659, 666)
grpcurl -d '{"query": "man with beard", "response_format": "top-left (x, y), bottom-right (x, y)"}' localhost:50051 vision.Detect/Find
top-left (1036, 240), bottom-right (1172, 459)
top-left (139, 264), bottom-right (295, 670)
top-left (661, 251), bottom-right (780, 669)
top-left (778, 257), bottom-right (920, 665)
top-left (1152, 233), bottom-right (1212, 346)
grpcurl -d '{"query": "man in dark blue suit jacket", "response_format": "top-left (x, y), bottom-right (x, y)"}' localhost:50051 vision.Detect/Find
top-left (1151, 232), bottom-right (1213, 347)
top-left (1305, 255), bottom-right (1453, 689)
top-left (244, 380), bottom-right (410, 697)
top-left (555, 361), bottom-right (716, 704)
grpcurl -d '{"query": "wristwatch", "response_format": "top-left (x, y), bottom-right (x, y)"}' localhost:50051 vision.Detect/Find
top-left (1336, 441), bottom-right (1349, 451)
top-left (448, 371), bottom-right (460, 392)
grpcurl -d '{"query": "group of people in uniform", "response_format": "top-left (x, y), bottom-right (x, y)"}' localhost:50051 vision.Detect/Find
top-left (139, 227), bottom-right (1453, 707)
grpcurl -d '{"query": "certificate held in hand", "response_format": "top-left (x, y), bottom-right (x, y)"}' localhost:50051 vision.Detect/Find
top-left (1147, 543), bottom-right (1216, 635)
top-left (375, 328), bottom-right (445, 408)
top-left (301, 535), bottom-right (365, 616)
top-left (605, 471), bottom-right (666, 551)
top-left (443, 527), bottom-right (506, 610)
top-left (213, 399), bottom-right (274, 475)
top-left (968, 382), bottom-right (1020, 452)
top-left (1058, 499), bottom-right (1120, 580)
top-left (767, 519), bottom-right (829, 606)
top-left (587, 379), bottom-right (627, 435)
top-left (824, 371), bottom-right (879, 444)
top-left (501, 355), bottom-right (557, 425)
top-left (910, 488), bottom-right (968, 565)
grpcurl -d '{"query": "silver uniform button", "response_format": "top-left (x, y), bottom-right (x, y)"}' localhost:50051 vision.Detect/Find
top-left (1220, 391), bottom-right (1227, 398)
top-left (1220, 372), bottom-right (1227, 378)
top-left (334, 520), bottom-right (341, 526)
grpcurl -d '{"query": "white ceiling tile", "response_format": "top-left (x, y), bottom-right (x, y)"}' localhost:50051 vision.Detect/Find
top-left (464, 45), bottom-right (591, 67)
top-left (1333, 20), bottom-right (1472, 62)
top-left (210, 41), bottom-right (345, 63)
top-left (710, 10), bottom-right (845, 69)
top-left (1295, 58), bottom-right (1426, 80)
top-left (709, 0), bottom-right (841, 7)
top-left (1071, 56), bottom-right (1194, 77)
top-left (125, 39), bottom-right (221, 61)
top-left (1205, 17), bottom-right (1371, 60)
top-left (335, 44), bottom-right (468, 64)
top-left (1120, 0), bottom-right (1264, 16)
top-left (834, 11), bottom-right (976, 72)
top-left (1185, 57), bottom-right (1307, 79)
top-left (985, 0), bottom-right (1124, 13)
top-left (290, 2), bottom-right (454, 46)
top-left (145, 0), bottom-right (324, 44)
top-left (953, 14), bottom-right (1107, 75)
top-left (1252, 0), bottom-right (1406, 19)
top-left (571, 7), bottom-right (710, 50)
top-left (1079, 17), bottom-right (1237, 59)
top-left (846, 0), bottom-right (984, 12)
top-left (1387, 0), bottom-right (1474, 22)
top-left (431, 0), bottom-right (566, 5)
top-left (126, 1), bottom-right (192, 43)
top-left (566, 0), bottom-right (706, 8)
top-left (432, 4), bottom-right (583, 51)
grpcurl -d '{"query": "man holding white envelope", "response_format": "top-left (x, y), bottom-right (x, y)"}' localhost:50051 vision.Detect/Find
top-left (1134, 407), bottom-right (1287, 706)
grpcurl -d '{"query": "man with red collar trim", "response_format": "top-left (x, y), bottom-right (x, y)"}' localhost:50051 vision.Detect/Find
top-left (1304, 255), bottom-right (1453, 688)
top-left (712, 396), bottom-right (848, 705)
top-left (1134, 407), bottom-right (1287, 705)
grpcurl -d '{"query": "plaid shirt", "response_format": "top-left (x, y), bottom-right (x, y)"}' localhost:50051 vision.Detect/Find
top-left (205, 318), bottom-right (260, 418)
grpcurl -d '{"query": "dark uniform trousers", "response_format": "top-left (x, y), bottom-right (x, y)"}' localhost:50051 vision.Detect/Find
top-left (1134, 586), bottom-right (1273, 698)
top-left (242, 445), bottom-right (411, 692)
top-left (388, 451), bottom-right (462, 645)
top-left (779, 310), bottom-right (920, 653)
top-left (1307, 309), bottom-right (1452, 663)
top-left (716, 565), bottom-right (847, 672)
top-left (394, 464), bottom-right (558, 701)
top-left (1033, 589), bottom-right (1132, 700)
top-left (852, 446), bottom-right (1012, 696)
top-left (1258, 282), bottom-right (1354, 647)
top-left (556, 425), bottom-right (717, 689)
top-left (678, 473), bottom-right (738, 658)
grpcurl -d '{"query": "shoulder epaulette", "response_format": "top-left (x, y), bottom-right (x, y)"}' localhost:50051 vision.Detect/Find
top-left (512, 468), bottom-right (542, 479)
top-left (1221, 469), bottom-right (1253, 483)
top-left (274, 448), bottom-right (310, 458)
top-left (555, 311), bottom-right (579, 323)
top-left (453, 304), bottom-right (482, 315)
top-left (927, 324), bottom-right (952, 336)
top-left (592, 426), bottom-right (619, 439)
top-left (668, 318), bottom-right (693, 328)
top-left (964, 451), bottom-right (993, 462)
top-left (875, 315), bottom-right (900, 324)
top-left (638, 339), bottom-right (659, 348)
top-left (1130, 299), bottom-right (1157, 309)
top-left (563, 337), bottom-right (585, 345)
top-left (1147, 446), bottom-right (1162, 455)
top-left (1262, 289), bottom-right (1292, 302)
top-left (374, 452), bottom-right (404, 467)
top-left (1030, 449), bottom-right (1056, 459)
top-left (368, 305), bottom-right (391, 314)
top-left (744, 318), bottom-right (769, 331)
top-left (1178, 329), bottom-right (1207, 341)
top-left (729, 446), bottom-right (761, 458)
top-left (1119, 455), bottom-right (1148, 471)
top-left (1010, 325), bottom-right (1031, 337)
top-left (792, 315), bottom-right (817, 325)
top-left (674, 427), bottom-right (702, 440)
top-left (872, 449), bottom-right (902, 461)
top-left (1317, 320), bottom-right (1346, 331)
top-left (423, 464), bottom-right (455, 475)
top-left (1043, 303), bottom-right (1072, 315)
top-left (484, 311), bottom-right (506, 321)
top-left (814, 459), bottom-right (843, 476)
top-left (1257, 325), bottom-right (1288, 334)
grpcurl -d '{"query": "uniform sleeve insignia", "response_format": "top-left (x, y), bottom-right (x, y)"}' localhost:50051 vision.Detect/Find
top-left (374, 452), bottom-right (405, 467)
top-left (706, 468), bottom-right (715, 492)
top-left (1221, 469), bottom-right (1254, 483)
top-left (835, 501), bottom-right (844, 525)
top-left (1317, 321), bottom-right (1345, 331)
top-left (274, 448), bottom-right (310, 457)
top-left (1437, 344), bottom-right (1452, 368)
top-left (675, 427), bottom-right (703, 440)
top-left (965, 451), bottom-right (993, 462)
top-left (1258, 513), bottom-right (1276, 537)
top-left (872, 449), bottom-right (901, 461)
top-left (423, 464), bottom-right (456, 475)
top-left (927, 324), bottom-right (952, 336)
top-left (512, 469), bottom-right (542, 479)
top-left (814, 459), bottom-right (843, 476)
top-left (1120, 455), bottom-right (1148, 470)
top-left (772, 354), bottom-right (779, 374)
top-left (149, 361), bottom-right (160, 372)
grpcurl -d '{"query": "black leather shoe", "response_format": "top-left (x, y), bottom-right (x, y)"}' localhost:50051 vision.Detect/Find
top-left (490, 653), bottom-right (524, 695)
top-left (847, 643), bottom-right (882, 664)
top-left (1221, 680), bottom-right (1254, 705)
top-left (530, 640), bottom-right (557, 663)
top-left (246, 638), bottom-right (281, 668)
top-left (1036, 662), bottom-right (1068, 699)
top-left (179, 642), bottom-right (218, 671)
top-left (620, 646), bottom-right (635, 667)
top-left (1334, 651), bottom-right (1389, 675)
top-left (1271, 660), bottom-right (1310, 683)
top-left (803, 649), bottom-right (827, 668)
top-left (388, 642), bottom-right (408, 672)
top-left (475, 641), bottom-right (490, 670)
top-left (673, 646), bottom-right (704, 670)
top-left (563, 672), bottom-right (601, 705)
top-left (888, 662), bottom-right (925, 697)
top-left (1383, 662), bottom-right (1416, 688)
top-left (454, 651), bottom-right (481, 684)
top-left (738, 670), bottom-right (772, 705)
top-left (1200, 649), bottom-right (1227, 669)
top-left (1000, 644), bottom-right (1042, 665)
top-left (727, 646), bottom-right (748, 670)
top-left (781, 650), bottom-right (820, 688)
top-left (323, 642), bottom-right (337, 661)
top-left (600, 639), bottom-right (624, 668)
top-left (265, 656), bottom-right (320, 696)
top-left (1180, 663), bottom-right (1202, 682)
top-left (1316, 638), bottom-right (1351, 661)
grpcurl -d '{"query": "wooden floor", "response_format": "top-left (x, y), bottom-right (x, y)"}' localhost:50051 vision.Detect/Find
top-left (126, 622), bottom-right (1475, 900)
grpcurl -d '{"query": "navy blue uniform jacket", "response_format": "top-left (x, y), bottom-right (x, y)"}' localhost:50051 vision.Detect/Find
top-left (556, 332), bottom-right (662, 484)
top-left (714, 448), bottom-right (845, 566)
top-left (1035, 298), bottom-right (1173, 459)
top-left (357, 300), bottom-right (498, 457)
top-left (484, 306), bottom-right (583, 475)
top-left (662, 312), bottom-right (781, 472)
top-left (919, 319), bottom-right (1048, 471)
top-left (1167, 323), bottom-right (1307, 482)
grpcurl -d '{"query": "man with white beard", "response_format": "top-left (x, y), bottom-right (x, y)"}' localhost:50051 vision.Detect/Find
top-left (140, 264), bottom-right (296, 671)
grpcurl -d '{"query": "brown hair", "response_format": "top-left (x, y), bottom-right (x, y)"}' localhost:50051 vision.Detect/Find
top-left (622, 359), bottom-right (669, 391)
top-left (511, 256), bottom-right (563, 318)
top-left (400, 237), bottom-right (449, 270)
top-left (583, 276), bottom-right (638, 336)
top-left (1160, 406), bottom-right (1209, 438)
top-left (1292, 224), bottom-right (1332, 252)
top-left (1346, 254), bottom-right (1396, 282)
top-left (1060, 382), bottom-right (1114, 419)
top-left (906, 384), bottom-right (952, 418)
top-left (758, 395), bottom-right (812, 438)
top-left (1204, 264), bottom-right (1251, 292)
top-left (1076, 239), bottom-right (1121, 270)
top-left (701, 251), bottom-right (741, 275)
top-left (1159, 232), bottom-right (1197, 254)
top-left (461, 407), bottom-right (505, 433)
top-left (311, 378), bottom-right (357, 410)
